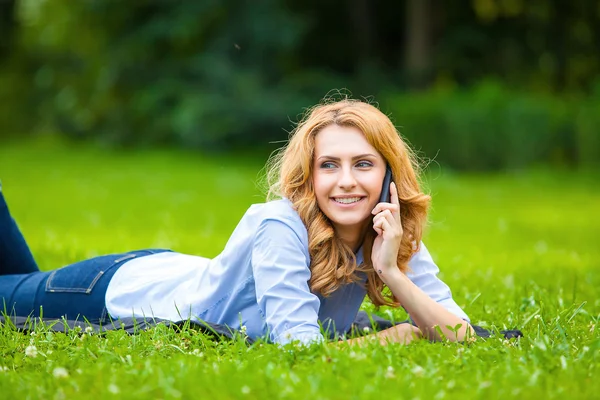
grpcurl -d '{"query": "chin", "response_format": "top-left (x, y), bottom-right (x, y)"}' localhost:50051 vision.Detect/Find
top-left (329, 215), bottom-right (369, 229)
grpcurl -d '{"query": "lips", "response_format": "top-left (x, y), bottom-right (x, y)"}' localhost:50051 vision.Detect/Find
top-left (331, 196), bottom-right (366, 205)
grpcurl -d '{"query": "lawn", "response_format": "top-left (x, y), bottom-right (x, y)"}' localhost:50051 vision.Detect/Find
top-left (0, 139), bottom-right (599, 399)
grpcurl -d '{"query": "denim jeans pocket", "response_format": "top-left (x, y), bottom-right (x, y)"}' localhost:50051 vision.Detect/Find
top-left (45, 253), bottom-right (138, 294)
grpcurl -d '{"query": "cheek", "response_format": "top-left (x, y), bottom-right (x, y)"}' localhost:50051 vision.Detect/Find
top-left (312, 174), bottom-right (335, 212)
top-left (312, 174), bottom-right (329, 198)
top-left (362, 177), bottom-right (384, 204)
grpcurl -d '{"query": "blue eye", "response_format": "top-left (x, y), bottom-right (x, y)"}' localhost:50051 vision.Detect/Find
top-left (356, 161), bottom-right (373, 168)
top-left (320, 162), bottom-right (336, 169)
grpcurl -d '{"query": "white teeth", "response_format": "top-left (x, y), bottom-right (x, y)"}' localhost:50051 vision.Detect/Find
top-left (333, 197), bottom-right (362, 204)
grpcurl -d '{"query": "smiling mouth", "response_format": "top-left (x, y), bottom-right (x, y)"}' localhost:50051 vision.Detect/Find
top-left (331, 197), bottom-right (365, 205)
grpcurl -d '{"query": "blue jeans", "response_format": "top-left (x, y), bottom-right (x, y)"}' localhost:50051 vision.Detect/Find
top-left (0, 185), bottom-right (171, 323)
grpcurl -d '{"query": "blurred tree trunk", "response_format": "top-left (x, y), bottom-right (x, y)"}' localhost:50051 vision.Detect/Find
top-left (349, 0), bottom-right (376, 63)
top-left (0, 0), bottom-right (16, 60)
top-left (404, 0), bottom-right (432, 89)
top-left (552, 1), bottom-right (569, 92)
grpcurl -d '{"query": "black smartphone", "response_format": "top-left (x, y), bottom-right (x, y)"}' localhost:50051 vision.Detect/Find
top-left (379, 166), bottom-right (393, 203)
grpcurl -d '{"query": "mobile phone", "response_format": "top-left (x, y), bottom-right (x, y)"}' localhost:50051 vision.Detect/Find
top-left (379, 166), bottom-right (393, 203)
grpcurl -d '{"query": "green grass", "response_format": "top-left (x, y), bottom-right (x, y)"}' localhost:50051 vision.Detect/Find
top-left (0, 139), bottom-right (599, 399)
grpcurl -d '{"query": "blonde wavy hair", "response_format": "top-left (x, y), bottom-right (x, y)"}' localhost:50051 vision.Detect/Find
top-left (266, 98), bottom-right (431, 307)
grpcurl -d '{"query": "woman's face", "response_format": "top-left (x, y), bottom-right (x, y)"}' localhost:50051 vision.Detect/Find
top-left (312, 124), bottom-right (387, 242)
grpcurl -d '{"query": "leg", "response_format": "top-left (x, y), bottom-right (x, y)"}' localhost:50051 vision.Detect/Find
top-left (0, 184), bottom-right (39, 275)
top-left (1, 252), bottom-right (129, 322)
top-left (2, 249), bottom-right (171, 323)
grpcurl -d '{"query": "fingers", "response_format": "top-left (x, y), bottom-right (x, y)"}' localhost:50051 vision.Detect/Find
top-left (378, 324), bottom-right (423, 345)
top-left (371, 202), bottom-right (399, 216)
top-left (372, 182), bottom-right (401, 215)
top-left (372, 210), bottom-right (400, 236)
top-left (373, 209), bottom-right (393, 225)
top-left (373, 182), bottom-right (404, 238)
top-left (372, 213), bottom-right (388, 235)
top-left (390, 181), bottom-right (400, 207)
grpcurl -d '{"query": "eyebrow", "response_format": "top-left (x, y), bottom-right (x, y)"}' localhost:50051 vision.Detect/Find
top-left (316, 153), bottom-right (378, 162)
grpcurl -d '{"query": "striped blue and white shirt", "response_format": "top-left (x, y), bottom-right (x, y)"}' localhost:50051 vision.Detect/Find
top-left (105, 199), bottom-right (469, 345)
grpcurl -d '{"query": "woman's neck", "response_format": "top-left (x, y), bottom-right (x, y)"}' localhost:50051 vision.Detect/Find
top-left (335, 222), bottom-right (369, 253)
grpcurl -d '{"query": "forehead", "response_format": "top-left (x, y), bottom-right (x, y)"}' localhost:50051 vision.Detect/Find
top-left (314, 124), bottom-right (381, 158)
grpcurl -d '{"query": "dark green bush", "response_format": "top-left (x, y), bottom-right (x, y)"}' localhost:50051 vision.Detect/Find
top-left (381, 83), bottom-right (599, 170)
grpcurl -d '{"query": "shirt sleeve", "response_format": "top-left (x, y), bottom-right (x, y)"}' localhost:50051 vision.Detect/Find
top-left (406, 242), bottom-right (470, 322)
top-left (251, 218), bottom-right (324, 345)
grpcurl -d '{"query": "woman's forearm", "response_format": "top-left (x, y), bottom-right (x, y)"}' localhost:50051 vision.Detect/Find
top-left (381, 269), bottom-right (474, 342)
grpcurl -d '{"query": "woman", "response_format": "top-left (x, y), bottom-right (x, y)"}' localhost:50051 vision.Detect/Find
top-left (0, 99), bottom-right (473, 345)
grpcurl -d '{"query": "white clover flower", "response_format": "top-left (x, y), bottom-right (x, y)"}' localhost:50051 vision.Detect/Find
top-left (582, 346), bottom-right (590, 354)
top-left (85, 326), bottom-right (93, 334)
top-left (362, 326), bottom-right (371, 333)
top-left (411, 365), bottom-right (425, 377)
top-left (191, 349), bottom-right (204, 357)
top-left (241, 386), bottom-right (250, 395)
top-left (108, 384), bottom-right (120, 394)
top-left (479, 381), bottom-right (492, 389)
top-left (52, 367), bottom-right (69, 379)
top-left (25, 345), bottom-right (38, 358)
top-left (385, 366), bottom-right (395, 379)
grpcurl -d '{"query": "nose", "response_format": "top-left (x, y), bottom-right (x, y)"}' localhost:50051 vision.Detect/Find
top-left (338, 166), bottom-right (357, 189)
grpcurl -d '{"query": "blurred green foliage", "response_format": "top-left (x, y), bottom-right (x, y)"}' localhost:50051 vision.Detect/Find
top-left (3, 0), bottom-right (318, 149)
top-left (0, 0), bottom-right (599, 169)
top-left (383, 82), bottom-right (600, 169)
